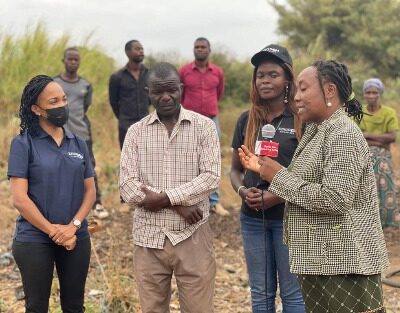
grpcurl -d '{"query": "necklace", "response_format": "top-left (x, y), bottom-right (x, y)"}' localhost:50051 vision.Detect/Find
top-left (272, 116), bottom-right (284, 132)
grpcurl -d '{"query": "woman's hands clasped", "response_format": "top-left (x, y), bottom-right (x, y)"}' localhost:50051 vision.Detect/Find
top-left (240, 187), bottom-right (263, 211)
top-left (49, 224), bottom-right (78, 251)
top-left (63, 236), bottom-right (77, 251)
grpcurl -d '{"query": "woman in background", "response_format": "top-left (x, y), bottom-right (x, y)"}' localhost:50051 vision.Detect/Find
top-left (359, 78), bottom-right (399, 227)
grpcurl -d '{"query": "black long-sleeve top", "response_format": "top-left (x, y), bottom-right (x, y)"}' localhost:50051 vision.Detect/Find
top-left (108, 64), bottom-right (150, 131)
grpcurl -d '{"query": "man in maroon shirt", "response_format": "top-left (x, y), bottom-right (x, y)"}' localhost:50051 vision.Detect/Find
top-left (179, 37), bottom-right (229, 216)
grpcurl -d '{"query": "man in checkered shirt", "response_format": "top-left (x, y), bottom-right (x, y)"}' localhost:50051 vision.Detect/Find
top-left (120, 62), bottom-right (221, 313)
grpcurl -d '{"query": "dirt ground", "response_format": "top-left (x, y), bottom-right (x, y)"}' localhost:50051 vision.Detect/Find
top-left (0, 152), bottom-right (399, 312)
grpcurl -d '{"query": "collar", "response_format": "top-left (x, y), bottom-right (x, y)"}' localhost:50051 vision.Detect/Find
top-left (123, 63), bottom-right (146, 73)
top-left (191, 61), bottom-right (213, 71)
top-left (57, 74), bottom-right (81, 84)
top-left (146, 106), bottom-right (193, 126)
top-left (269, 108), bottom-right (293, 121)
top-left (317, 107), bottom-right (345, 130)
top-left (281, 108), bottom-right (293, 118)
top-left (64, 127), bottom-right (75, 139)
top-left (37, 126), bottom-right (75, 139)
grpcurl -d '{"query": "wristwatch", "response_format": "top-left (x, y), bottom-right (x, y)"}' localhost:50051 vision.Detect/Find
top-left (72, 218), bottom-right (81, 229)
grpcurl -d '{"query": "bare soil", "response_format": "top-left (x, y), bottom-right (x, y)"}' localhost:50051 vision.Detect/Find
top-left (0, 150), bottom-right (399, 313)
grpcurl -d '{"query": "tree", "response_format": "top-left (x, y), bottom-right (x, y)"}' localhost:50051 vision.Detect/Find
top-left (210, 52), bottom-right (253, 105)
top-left (269, 0), bottom-right (400, 78)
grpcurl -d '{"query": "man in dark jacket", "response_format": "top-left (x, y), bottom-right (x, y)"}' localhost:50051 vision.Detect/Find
top-left (109, 40), bottom-right (150, 149)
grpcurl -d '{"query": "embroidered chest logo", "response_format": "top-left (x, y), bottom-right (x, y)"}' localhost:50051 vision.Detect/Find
top-left (68, 152), bottom-right (83, 159)
top-left (278, 128), bottom-right (295, 135)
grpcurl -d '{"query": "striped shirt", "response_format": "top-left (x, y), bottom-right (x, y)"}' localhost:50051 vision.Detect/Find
top-left (120, 107), bottom-right (221, 249)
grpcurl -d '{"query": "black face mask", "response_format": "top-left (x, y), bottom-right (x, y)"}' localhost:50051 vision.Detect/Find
top-left (44, 105), bottom-right (69, 127)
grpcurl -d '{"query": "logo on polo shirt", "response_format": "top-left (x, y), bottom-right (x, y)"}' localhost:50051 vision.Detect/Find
top-left (68, 152), bottom-right (84, 159)
top-left (278, 128), bottom-right (295, 135)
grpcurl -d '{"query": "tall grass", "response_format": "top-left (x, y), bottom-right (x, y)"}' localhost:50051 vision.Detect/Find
top-left (1, 23), bottom-right (400, 312)
top-left (0, 23), bottom-right (115, 112)
top-left (0, 23), bottom-right (116, 179)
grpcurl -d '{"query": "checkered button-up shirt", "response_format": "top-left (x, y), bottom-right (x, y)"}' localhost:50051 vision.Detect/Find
top-left (120, 108), bottom-right (221, 249)
top-left (269, 109), bottom-right (389, 275)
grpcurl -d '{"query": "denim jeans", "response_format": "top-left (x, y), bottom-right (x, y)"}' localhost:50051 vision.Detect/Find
top-left (240, 213), bottom-right (305, 313)
top-left (209, 190), bottom-right (220, 207)
top-left (209, 115), bottom-right (221, 207)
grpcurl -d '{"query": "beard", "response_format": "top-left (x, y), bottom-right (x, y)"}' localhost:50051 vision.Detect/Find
top-left (131, 55), bottom-right (144, 63)
top-left (194, 53), bottom-right (209, 62)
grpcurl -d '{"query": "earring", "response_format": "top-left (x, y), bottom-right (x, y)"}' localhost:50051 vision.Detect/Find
top-left (284, 86), bottom-right (289, 104)
top-left (326, 102), bottom-right (332, 107)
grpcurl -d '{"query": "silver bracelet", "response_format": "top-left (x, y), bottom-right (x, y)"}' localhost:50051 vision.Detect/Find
top-left (237, 185), bottom-right (246, 195)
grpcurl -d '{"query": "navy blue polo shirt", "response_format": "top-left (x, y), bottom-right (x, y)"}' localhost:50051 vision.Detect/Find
top-left (7, 127), bottom-right (94, 243)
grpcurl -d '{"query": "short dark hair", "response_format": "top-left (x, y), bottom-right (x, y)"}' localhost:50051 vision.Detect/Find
top-left (125, 40), bottom-right (140, 52)
top-left (147, 62), bottom-right (180, 85)
top-left (63, 46), bottom-right (79, 58)
top-left (194, 37), bottom-right (210, 48)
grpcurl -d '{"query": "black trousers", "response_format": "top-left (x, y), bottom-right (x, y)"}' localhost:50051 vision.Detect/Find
top-left (118, 120), bottom-right (141, 150)
top-left (118, 125), bottom-right (129, 151)
top-left (12, 238), bottom-right (91, 313)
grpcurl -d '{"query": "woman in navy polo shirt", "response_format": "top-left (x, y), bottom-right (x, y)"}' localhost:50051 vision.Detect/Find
top-left (8, 75), bottom-right (95, 313)
top-left (230, 45), bottom-right (305, 312)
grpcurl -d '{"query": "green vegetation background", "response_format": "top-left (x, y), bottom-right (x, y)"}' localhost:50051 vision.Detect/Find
top-left (1, 18), bottom-right (399, 180)
top-left (1, 0), bottom-right (400, 310)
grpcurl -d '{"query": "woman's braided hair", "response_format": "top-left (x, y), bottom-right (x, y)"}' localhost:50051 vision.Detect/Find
top-left (314, 60), bottom-right (363, 123)
top-left (19, 75), bottom-right (54, 136)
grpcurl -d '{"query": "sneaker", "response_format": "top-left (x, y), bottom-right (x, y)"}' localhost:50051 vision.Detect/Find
top-left (211, 203), bottom-right (230, 216)
top-left (93, 204), bottom-right (109, 219)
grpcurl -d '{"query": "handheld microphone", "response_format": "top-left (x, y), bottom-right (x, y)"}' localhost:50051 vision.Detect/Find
top-left (255, 124), bottom-right (279, 157)
top-left (259, 125), bottom-right (277, 312)
top-left (261, 124), bottom-right (276, 139)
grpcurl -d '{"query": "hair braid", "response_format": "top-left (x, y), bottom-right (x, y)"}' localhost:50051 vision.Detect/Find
top-left (19, 75), bottom-right (54, 136)
top-left (314, 60), bottom-right (363, 123)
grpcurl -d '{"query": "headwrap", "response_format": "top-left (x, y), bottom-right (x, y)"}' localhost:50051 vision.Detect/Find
top-left (363, 78), bottom-right (384, 94)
